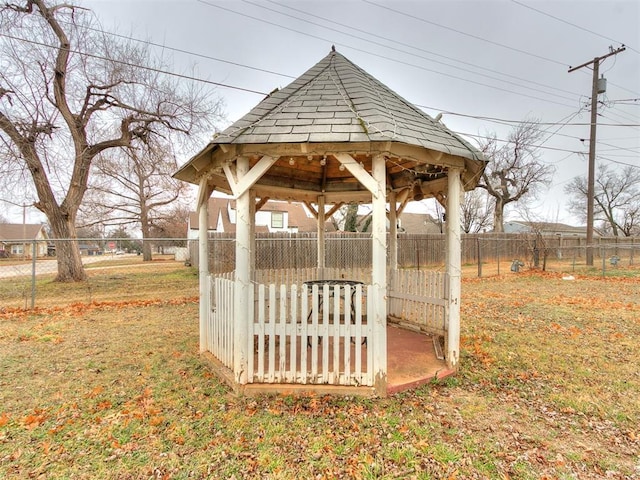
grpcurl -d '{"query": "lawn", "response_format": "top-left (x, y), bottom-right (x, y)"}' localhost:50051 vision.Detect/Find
top-left (0, 265), bottom-right (638, 479)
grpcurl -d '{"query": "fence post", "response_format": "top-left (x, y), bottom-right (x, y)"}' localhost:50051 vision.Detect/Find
top-left (477, 237), bottom-right (482, 278)
top-left (631, 238), bottom-right (635, 266)
top-left (601, 246), bottom-right (606, 278)
top-left (31, 240), bottom-right (37, 309)
top-left (496, 236), bottom-right (500, 276)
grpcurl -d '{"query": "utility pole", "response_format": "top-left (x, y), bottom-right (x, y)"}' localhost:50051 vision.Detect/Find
top-left (569, 46), bottom-right (625, 266)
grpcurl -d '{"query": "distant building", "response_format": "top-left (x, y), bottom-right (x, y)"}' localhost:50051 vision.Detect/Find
top-left (0, 223), bottom-right (49, 258)
top-left (188, 198), bottom-right (334, 239)
top-left (397, 212), bottom-right (443, 235)
top-left (503, 221), bottom-right (592, 237)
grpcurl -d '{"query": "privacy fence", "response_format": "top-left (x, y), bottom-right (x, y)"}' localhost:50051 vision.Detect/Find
top-left (1, 234), bottom-right (638, 310)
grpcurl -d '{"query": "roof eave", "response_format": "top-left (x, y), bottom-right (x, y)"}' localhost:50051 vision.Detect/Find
top-left (173, 143), bottom-right (219, 184)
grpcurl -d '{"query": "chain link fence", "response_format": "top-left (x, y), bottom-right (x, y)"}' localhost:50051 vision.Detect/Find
top-left (193, 232), bottom-right (639, 275)
top-left (2, 234), bottom-right (638, 309)
top-left (0, 238), bottom-right (197, 310)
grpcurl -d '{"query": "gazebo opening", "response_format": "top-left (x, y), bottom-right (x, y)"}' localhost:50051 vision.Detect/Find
top-left (174, 48), bottom-right (485, 397)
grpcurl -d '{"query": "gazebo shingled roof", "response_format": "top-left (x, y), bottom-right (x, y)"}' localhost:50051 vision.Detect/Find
top-left (174, 49), bottom-right (485, 203)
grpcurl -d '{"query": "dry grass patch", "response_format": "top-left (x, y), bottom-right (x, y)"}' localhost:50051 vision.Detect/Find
top-left (0, 266), bottom-right (638, 479)
top-left (0, 260), bottom-right (198, 309)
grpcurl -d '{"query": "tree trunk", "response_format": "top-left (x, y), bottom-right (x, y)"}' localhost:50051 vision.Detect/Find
top-left (492, 199), bottom-right (504, 233)
top-left (140, 207), bottom-right (153, 261)
top-left (49, 210), bottom-right (87, 282)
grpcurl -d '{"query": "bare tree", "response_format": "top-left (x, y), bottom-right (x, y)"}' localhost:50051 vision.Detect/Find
top-left (80, 141), bottom-right (190, 261)
top-left (565, 164), bottom-right (640, 237)
top-left (0, 1), bottom-right (219, 281)
top-left (150, 204), bottom-right (190, 240)
top-left (477, 120), bottom-right (554, 233)
top-left (461, 188), bottom-right (493, 233)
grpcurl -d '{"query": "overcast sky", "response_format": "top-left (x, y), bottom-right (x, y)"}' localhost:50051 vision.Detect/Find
top-left (8, 0), bottom-right (640, 225)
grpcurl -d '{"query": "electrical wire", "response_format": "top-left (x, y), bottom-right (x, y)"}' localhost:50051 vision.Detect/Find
top-left (510, 0), bottom-right (640, 56)
top-left (0, 32), bottom-right (269, 96)
top-left (258, 0), bottom-right (582, 102)
top-left (365, 0), bottom-right (639, 97)
top-left (598, 156), bottom-right (640, 168)
top-left (415, 104), bottom-right (640, 128)
top-left (197, 0), bottom-right (578, 109)
top-left (457, 130), bottom-right (584, 155)
top-left (362, 0), bottom-right (569, 67)
top-left (59, 18), bottom-right (297, 81)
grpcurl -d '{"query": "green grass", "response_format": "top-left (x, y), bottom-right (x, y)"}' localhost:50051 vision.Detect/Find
top-left (0, 265), bottom-right (639, 478)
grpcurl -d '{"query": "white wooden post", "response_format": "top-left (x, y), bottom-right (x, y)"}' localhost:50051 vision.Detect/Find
top-left (446, 168), bottom-right (463, 369)
top-left (317, 195), bottom-right (325, 277)
top-left (250, 191), bottom-right (256, 282)
top-left (197, 179), bottom-right (211, 353)
top-left (234, 157), bottom-right (251, 384)
top-left (371, 154), bottom-right (387, 395)
top-left (388, 190), bottom-right (398, 272)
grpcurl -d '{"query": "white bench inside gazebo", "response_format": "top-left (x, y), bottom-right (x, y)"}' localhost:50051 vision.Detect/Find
top-left (174, 48), bottom-right (485, 397)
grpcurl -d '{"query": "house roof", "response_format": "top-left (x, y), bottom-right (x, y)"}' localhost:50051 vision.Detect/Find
top-left (174, 48), bottom-right (486, 204)
top-left (0, 223), bottom-right (47, 242)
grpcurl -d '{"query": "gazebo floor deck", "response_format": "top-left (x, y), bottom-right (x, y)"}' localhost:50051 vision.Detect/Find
top-left (205, 324), bottom-right (453, 397)
top-left (386, 325), bottom-right (454, 394)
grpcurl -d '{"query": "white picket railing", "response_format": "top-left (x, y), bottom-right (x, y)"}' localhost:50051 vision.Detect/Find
top-left (205, 268), bottom-right (447, 387)
top-left (388, 270), bottom-right (448, 335)
top-left (248, 282), bottom-right (372, 385)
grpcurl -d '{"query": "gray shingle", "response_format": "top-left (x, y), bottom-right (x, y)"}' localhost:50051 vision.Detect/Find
top-left (268, 133), bottom-right (310, 143)
top-left (210, 50), bottom-right (483, 161)
top-left (309, 132), bottom-right (350, 142)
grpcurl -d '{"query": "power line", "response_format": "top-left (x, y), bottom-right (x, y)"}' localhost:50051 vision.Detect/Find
top-left (510, 0), bottom-right (640, 56)
top-left (597, 141), bottom-right (640, 155)
top-left (0, 32), bottom-right (269, 96)
top-left (598, 156), bottom-right (640, 168)
top-left (362, 0), bottom-right (569, 67)
top-left (59, 18), bottom-right (297, 81)
top-left (197, 0), bottom-right (579, 109)
top-left (457, 130), bottom-right (585, 155)
top-left (415, 104), bottom-right (640, 127)
top-left (258, 0), bottom-right (582, 102)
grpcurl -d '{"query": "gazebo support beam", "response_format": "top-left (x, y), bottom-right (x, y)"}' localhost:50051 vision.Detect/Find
top-left (371, 154), bottom-right (387, 395)
top-left (234, 157), bottom-right (251, 384)
top-left (224, 155), bottom-right (279, 197)
top-left (197, 177), bottom-right (214, 353)
top-left (446, 168), bottom-right (463, 369)
top-left (317, 195), bottom-right (326, 275)
top-left (388, 190), bottom-right (398, 272)
top-left (334, 153), bottom-right (378, 194)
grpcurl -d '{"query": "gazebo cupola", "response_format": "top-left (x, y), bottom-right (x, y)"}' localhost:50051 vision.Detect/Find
top-left (174, 48), bottom-right (485, 396)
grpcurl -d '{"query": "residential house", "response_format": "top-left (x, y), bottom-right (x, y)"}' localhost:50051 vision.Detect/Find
top-left (188, 197), bottom-right (333, 238)
top-left (397, 212), bottom-right (443, 234)
top-left (503, 221), bottom-right (592, 238)
top-left (0, 223), bottom-right (49, 258)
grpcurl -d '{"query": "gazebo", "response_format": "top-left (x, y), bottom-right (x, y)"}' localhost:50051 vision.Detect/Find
top-left (174, 48), bottom-right (485, 397)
